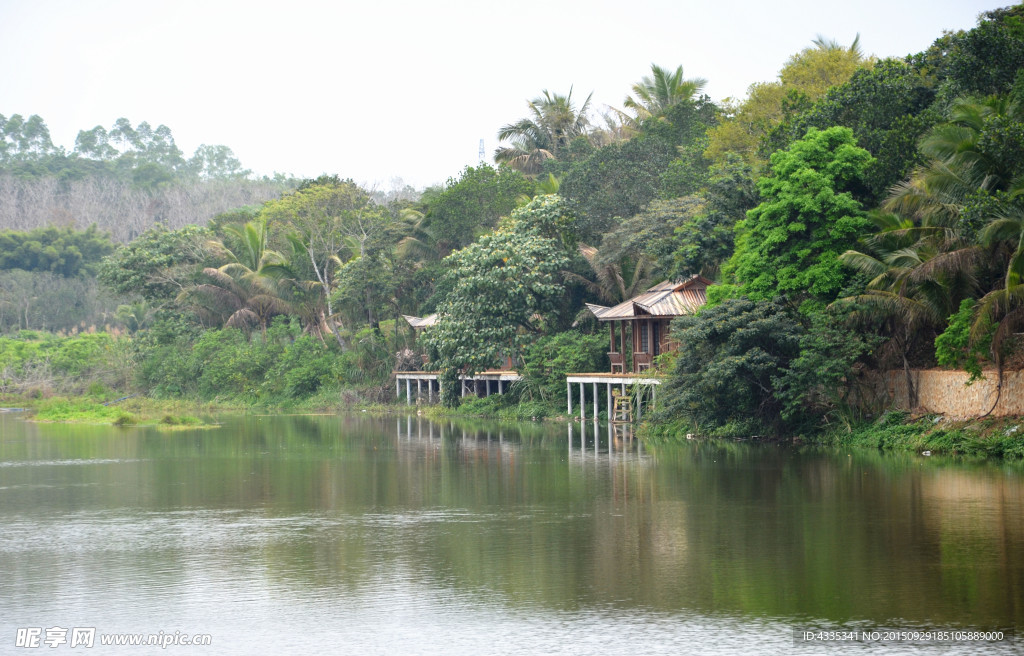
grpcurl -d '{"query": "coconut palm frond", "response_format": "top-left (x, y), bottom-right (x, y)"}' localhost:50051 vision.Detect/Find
top-left (225, 308), bottom-right (259, 330)
top-left (838, 250), bottom-right (888, 279)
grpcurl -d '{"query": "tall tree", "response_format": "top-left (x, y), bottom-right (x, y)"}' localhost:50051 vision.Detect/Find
top-left (622, 63), bottom-right (707, 125)
top-left (494, 89), bottom-right (593, 175)
top-left (421, 164), bottom-right (532, 254)
top-left (837, 211), bottom-right (981, 405)
top-left (0, 114), bottom-right (58, 164)
top-left (261, 179), bottom-right (393, 335)
top-left (421, 195), bottom-right (573, 405)
top-left (717, 126), bottom-right (873, 309)
top-left (704, 37), bottom-right (871, 170)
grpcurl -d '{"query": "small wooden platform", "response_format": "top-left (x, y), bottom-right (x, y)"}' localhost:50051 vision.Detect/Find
top-left (566, 373), bottom-right (661, 422)
top-left (394, 371), bottom-right (522, 404)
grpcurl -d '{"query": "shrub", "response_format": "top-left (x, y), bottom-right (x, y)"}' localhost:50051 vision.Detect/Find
top-left (520, 331), bottom-right (606, 403)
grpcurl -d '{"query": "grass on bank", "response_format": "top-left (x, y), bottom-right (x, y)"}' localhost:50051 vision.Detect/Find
top-left (9, 380), bottom-right (1024, 462)
top-left (644, 409), bottom-right (1024, 461)
top-left (8, 395), bottom-right (221, 427)
top-left (817, 411), bottom-right (1024, 460)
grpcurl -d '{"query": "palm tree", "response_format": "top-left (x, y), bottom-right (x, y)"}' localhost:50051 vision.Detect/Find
top-left (885, 93), bottom-right (1024, 377)
top-left (394, 208), bottom-right (439, 262)
top-left (494, 88), bottom-right (593, 175)
top-left (178, 218), bottom-right (292, 331)
top-left (811, 33), bottom-right (864, 58)
top-left (622, 63), bottom-right (707, 125)
top-left (836, 211), bottom-right (982, 406)
top-left (268, 233), bottom-right (349, 344)
top-left (177, 265), bottom-right (291, 332)
top-left (887, 95), bottom-right (1024, 226)
top-left (569, 244), bottom-right (654, 306)
top-left (115, 300), bottom-right (155, 332)
top-left (975, 203), bottom-right (1024, 374)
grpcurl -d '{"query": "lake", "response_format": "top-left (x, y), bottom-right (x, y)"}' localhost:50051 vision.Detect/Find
top-left (0, 412), bottom-right (1021, 654)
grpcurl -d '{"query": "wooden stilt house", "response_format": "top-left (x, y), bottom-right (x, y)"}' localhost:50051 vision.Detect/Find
top-left (585, 275), bottom-right (711, 373)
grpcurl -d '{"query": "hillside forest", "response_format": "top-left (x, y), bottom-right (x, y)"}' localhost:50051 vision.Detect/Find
top-left (3, 6), bottom-right (1024, 439)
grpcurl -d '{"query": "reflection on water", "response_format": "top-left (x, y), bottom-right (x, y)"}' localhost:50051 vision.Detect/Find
top-left (0, 413), bottom-right (1020, 654)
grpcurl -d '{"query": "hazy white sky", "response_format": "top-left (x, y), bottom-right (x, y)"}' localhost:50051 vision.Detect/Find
top-left (0, 0), bottom-right (1007, 189)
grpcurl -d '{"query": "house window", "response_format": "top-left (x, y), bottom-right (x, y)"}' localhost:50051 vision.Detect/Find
top-left (653, 322), bottom-right (660, 356)
top-left (640, 322), bottom-right (649, 353)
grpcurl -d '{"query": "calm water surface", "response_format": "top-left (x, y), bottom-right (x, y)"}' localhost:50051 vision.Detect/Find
top-left (0, 413), bottom-right (1021, 654)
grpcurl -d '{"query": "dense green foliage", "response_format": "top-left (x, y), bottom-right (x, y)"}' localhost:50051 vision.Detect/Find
top-left (765, 59), bottom-right (939, 201)
top-left (934, 299), bottom-right (994, 383)
top-left (97, 225), bottom-right (211, 301)
top-left (0, 225), bottom-right (114, 276)
top-left (717, 127), bottom-right (872, 308)
top-left (557, 99), bottom-right (719, 240)
top-left (1, 114), bottom-right (252, 183)
top-left (421, 196), bottom-right (573, 403)
top-left (654, 299), bottom-right (802, 435)
top-left (519, 331), bottom-right (607, 404)
top-left (425, 165), bottom-right (535, 254)
top-left (5, 7), bottom-right (1024, 454)
top-left (0, 332), bottom-right (130, 395)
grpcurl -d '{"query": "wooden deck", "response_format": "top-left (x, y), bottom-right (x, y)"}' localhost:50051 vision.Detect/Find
top-left (394, 370), bottom-right (522, 404)
top-left (566, 373), bottom-right (661, 422)
top-left (565, 372), bottom-right (662, 386)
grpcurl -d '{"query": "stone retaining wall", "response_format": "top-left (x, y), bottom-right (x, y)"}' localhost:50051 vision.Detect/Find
top-left (880, 369), bottom-right (1024, 418)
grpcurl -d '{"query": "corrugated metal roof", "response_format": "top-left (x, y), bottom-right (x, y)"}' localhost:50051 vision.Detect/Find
top-left (403, 314), bottom-right (438, 328)
top-left (585, 275), bottom-right (711, 320)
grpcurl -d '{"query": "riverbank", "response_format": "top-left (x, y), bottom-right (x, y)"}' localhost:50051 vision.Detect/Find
top-left (0, 390), bottom-right (424, 427)
top-left (7, 390), bottom-right (1024, 461)
top-left (4, 396), bottom-right (226, 427)
top-left (816, 411), bottom-right (1024, 460)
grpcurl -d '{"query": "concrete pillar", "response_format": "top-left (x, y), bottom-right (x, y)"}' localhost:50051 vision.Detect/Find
top-left (396, 378), bottom-right (400, 400)
top-left (592, 382), bottom-right (598, 420)
top-left (406, 379), bottom-right (411, 406)
top-left (606, 383), bottom-right (612, 423)
top-left (417, 379), bottom-right (422, 403)
top-left (579, 382), bottom-right (584, 420)
top-left (567, 380), bottom-right (572, 415)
